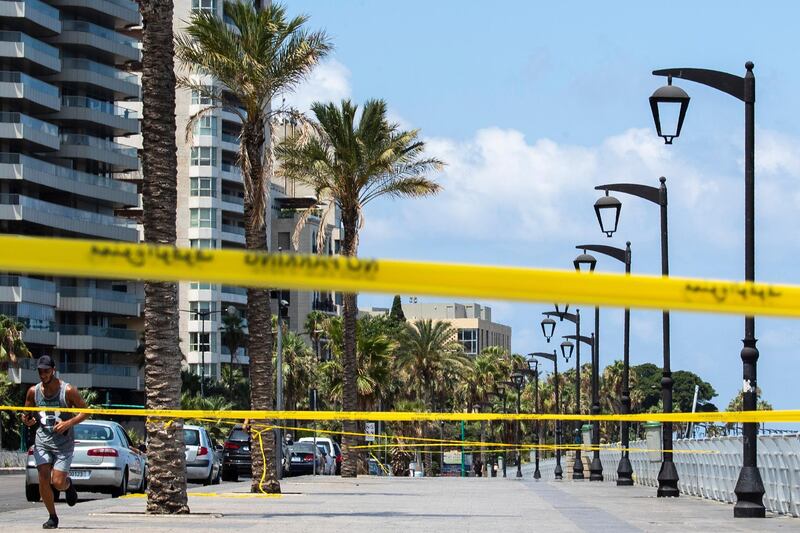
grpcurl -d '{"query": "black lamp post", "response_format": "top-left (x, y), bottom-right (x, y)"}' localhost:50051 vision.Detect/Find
top-left (186, 304), bottom-right (238, 399)
top-left (494, 386), bottom-right (508, 478)
top-left (530, 350), bottom-right (561, 480)
top-left (573, 250), bottom-right (603, 482)
top-left (541, 317), bottom-right (556, 343)
top-left (542, 309), bottom-right (584, 480)
top-left (526, 358), bottom-right (541, 479)
top-left (564, 332), bottom-right (600, 481)
top-left (649, 62), bottom-right (763, 518)
top-left (594, 177), bottom-right (677, 497)
top-left (509, 373), bottom-right (524, 478)
top-left (576, 242), bottom-right (634, 486)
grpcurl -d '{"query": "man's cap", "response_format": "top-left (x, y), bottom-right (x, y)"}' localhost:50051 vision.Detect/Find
top-left (36, 355), bottom-right (55, 369)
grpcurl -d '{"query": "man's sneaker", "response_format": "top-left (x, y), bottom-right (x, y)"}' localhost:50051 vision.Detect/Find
top-left (65, 478), bottom-right (77, 507)
top-left (42, 515), bottom-right (58, 529)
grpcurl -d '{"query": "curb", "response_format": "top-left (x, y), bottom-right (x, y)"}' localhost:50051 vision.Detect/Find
top-left (0, 467), bottom-right (24, 475)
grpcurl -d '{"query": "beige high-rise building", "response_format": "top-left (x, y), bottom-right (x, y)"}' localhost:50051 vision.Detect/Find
top-left (173, 0), bottom-right (341, 381)
top-left (363, 302), bottom-right (512, 356)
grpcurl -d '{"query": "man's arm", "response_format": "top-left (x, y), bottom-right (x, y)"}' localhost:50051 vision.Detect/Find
top-left (54, 385), bottom-right (89, 434)
top-left (22, 386), bottom-right (36, 427)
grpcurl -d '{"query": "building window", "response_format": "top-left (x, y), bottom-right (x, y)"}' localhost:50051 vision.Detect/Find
top-left (191, 85), bottom-right (215, 105)
top-left (190, 177), bottom-right (217, 197)
top-left (189, 332), bottom-right (212, 352)
top-left (277, 232), bottom-right (291, 251)
top-left (194, 116), bottom-right (217, 137)
top-left (190, 282), bottom-right (215, 290)
top-left (458, 328), bottom-right (478, 355)
top-left (190, 238), bottom-right (217, 249)
top-left (190, 208), bottom-right (216, 228)
top-left (189, 363), bottom-right (217, 377)
top-left (191, 146), bottom-right (217, 167)
top-left (189, 300), bottom-right (216, 320)
top-left (191, 0), bottom-right (216, 13)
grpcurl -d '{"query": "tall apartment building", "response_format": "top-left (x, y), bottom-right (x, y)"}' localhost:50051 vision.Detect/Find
top-left (174, 0), bottom-right (342, 381)
top-left (362, 302), bottom-right (512, 356)
top-left (0, 0), bottom-right (144, 403)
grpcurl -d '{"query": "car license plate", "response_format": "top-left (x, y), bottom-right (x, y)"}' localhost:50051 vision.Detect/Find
top-left (291, 457), bottom-right (301, 462)
top-left (70, 470), bottom-right (89, 479)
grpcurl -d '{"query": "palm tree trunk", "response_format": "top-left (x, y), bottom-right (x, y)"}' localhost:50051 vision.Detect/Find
top-left (139, 0), bottom-right (188, 514)
top-left (340, 210), bottom-right (359, 477)
top-left (242, 124), bottom-right (279, 493)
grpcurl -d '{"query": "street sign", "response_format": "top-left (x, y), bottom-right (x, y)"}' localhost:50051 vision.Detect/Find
top-left (365, 422), bottom-right (376, 442)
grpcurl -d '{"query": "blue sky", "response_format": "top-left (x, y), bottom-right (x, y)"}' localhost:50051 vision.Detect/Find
top-left (283, 0), bottom-right (800, 415)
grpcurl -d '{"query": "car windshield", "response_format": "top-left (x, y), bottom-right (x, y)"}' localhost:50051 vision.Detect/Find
top-left (315, 442), bottom-right (331, 453)
top-left (184, 429), bottom-right (200, 446)
top-left (229, 429), bottom-right (249, 442)
top-left (290, 443), bottom-right (317, 453)
top-left (74, 424), bottom-right (115, 441)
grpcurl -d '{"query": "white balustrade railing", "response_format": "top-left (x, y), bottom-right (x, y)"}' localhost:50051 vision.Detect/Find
top-left (536, 433), bottom-right (800, 517)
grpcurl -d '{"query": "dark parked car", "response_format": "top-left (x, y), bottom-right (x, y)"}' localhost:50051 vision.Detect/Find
top-left (221, 424), bottom-right (291, 481)
top-left (286, 442), bottom-right (325, 476)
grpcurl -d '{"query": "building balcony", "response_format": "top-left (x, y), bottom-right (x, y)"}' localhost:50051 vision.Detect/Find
top-left (52, 20), bottom-right (140, 65)
top-left (220, 131), bottom-right (239, 152)
top-left (0, 70), bottom-right (59, 112)
top-left (0, 30), bottom-right (59, 73)
top-left (47, 0), bottom-right (139, 29)
top-left (51, 57), bottom-right (139, 100)
top-left (220, 162), bottom-right (243, 184)
top-left (0, 274), bottom-right (56, 306)
top-left (57, 133), bottom-right (139, 171)
top-left (0, 111), bottom-right (58, 150)
top-left (0, 193), bottom-right (138, 241)
top-left (221, 223), bottom-right (246, 244)
top-left (312, 297), bottom-right (338, 314)
top-left (55, 95), bottom-right (139, 137)
top-left (0, 152), bottom-right (137, 205)
top-left (220, 285), bottom-right (247, 305)
top-left (0, 0), bottom-right (60, 37)
top-left (220, 193), bottom-right (244, 213)
top-left (56, 324), bottom-right (138, 352)
top-left (58, 285), bottom-right (139, 316)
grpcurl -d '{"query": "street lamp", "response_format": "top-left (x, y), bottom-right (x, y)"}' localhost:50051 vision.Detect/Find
top-left (573, 249), bottom-right (602, 482)
top-left (530, 350), bottom-right (561, 480)
top-left (542, 308), bottom-right (584, 480)
top-left (577, 242), bottom-right (634, 486)
top-left (564, 332), bottom-right (600, 481)
top-left (275, 298), bottom-right (289, 480)
top-left (650, 62), bottom-right (763, 517)
top-left (510, 372), bottom-right (525, 478)
top-left (649, 76), bottom-right (690, 144)
top-left (594, 177), bottom-right (677, 496)
top-left (493, 386), bottom-right (508, 478)
top-left (594, 192), bottom-right (622, 237)
top-left (185, 305), bottom-right (238, 398)
top-left (526, 358), bottom-right (541, 480)
top-left (541, 317), bottom-right (556, 343)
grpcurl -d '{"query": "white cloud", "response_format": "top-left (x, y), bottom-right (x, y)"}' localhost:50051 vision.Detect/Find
top-left (279, 59), bottom-right (351, 113)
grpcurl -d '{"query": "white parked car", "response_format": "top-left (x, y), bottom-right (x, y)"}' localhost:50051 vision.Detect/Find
top-left (25, 420), bottom-right (146, 501)
top-left (297, 437), bottom-right (340, 475)
top-left (184, 424), bottom-right (221, 485)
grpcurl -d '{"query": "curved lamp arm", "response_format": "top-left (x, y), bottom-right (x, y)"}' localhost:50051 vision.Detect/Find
top-left (575, 244), bottom-right (627, 265)
top-left (595, 183), bottom-right (661, 206)
top-left (653, 67), bottom-right (747, 103)
top-left (543, 310), bottom-right (578, 325)
top-left (563, 334), bottom-right (593, 348)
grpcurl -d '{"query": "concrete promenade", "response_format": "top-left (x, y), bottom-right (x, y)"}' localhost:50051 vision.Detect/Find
top-left (1, 476), bottom-right (798, 532)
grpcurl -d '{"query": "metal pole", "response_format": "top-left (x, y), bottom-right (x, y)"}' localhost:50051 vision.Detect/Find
top-left (502, 393), bottom-right (507, 478)
top-left (515, 384), bottom-right (522, 478)
top-left (573, 309), bottom-right (584, 480)
top-left (589, 314), bottom-right (603, 480)
top-left (533, 370), bottom-right (541, 479)
top-left (276, 315), bottom-right (283, 480)
top-left (656, 177), bottom-right (679, 497)
top-left (460, 420), bottom-right (465, 478)
top-left (734, 61), bottom-right (766, 518)
top-left (554, 352), bottom-right (562, 480)
top-left (618, 242), bottom-right (634, 486)
top-left (200, 310), bottom-right (206, 398)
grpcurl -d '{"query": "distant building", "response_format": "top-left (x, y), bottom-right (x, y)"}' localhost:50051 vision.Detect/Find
top-left (362, 302), bottom-right (511, 356)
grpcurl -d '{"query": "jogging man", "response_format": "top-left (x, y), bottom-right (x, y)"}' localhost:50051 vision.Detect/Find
top-left (22, 355), bottom-right (89, 529)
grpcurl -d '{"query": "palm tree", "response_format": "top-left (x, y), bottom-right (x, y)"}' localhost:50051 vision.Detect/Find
top-left (304, 310), bottom-right (328, 360)
top-left (220, 312), bottom-right (246, 399)
top-left (175, 1), bottom-right (331, 493)
top-left (139, 0), bottom-right (188, 514)
top-left (0, 314), bottom-right (30, 369)
top-left (277, 99), bottom-right (443, 476)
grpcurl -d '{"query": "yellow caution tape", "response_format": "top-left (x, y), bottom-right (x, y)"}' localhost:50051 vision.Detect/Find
top-left (2, 405), bottom-right (795, 423)
top-left (0, 235), bottom-right (795, 316)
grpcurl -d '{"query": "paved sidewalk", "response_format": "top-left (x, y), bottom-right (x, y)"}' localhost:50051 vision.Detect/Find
top-left (0, 476), bottom-right (797, 532)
